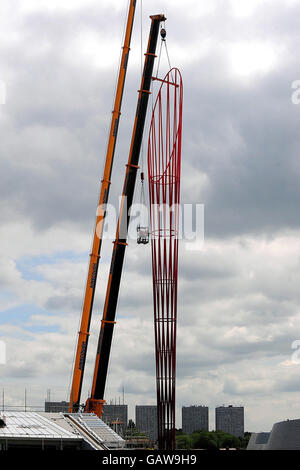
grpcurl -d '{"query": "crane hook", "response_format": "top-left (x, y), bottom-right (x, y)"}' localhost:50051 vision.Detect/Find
top-left (160, 28), bottom-right (166, 41)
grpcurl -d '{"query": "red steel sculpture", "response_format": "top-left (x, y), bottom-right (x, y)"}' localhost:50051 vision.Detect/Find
top-left (148, 68), bottom-right (183, 450)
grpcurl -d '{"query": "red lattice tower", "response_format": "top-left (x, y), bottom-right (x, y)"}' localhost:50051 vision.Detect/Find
top-left (148, 68), bottom-right (183, 450)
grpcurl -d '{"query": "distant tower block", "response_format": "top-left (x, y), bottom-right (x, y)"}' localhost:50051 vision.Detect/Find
top-left (148, 68), bottom-right (183, 450)
top-left (135, 405), bottom-right (158, 443)
top-left (215, 405), bottom-right (244, 437)
top-left (182, 406), bottom-right (209, 434)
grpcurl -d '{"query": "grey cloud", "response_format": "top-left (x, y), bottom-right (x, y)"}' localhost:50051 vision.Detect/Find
top-left (44, 294), bottom-right (81, 313)
top-left (2, 0), bottom-right (300, 431)
top-left (275, 375), bottom-right (300, 393)
top-left (2, 0), bottom-right (300, 237)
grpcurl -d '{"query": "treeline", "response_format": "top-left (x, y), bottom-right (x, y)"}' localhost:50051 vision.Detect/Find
top-left (176, 430), bottom-right (251, 450)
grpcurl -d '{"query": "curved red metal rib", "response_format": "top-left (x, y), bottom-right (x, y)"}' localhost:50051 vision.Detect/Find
top-left (148, 68), bottom-right (183, 450)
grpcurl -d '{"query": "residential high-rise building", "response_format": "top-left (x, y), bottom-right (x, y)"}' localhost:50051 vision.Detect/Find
top-left (215, 405), bottom-right (244, 437)
top-left (135, 406), bottom-right (157, 443)
top-left (102, 404), bottom-right (128, 437)
top-left (182, 405), bottom-right (209, 434)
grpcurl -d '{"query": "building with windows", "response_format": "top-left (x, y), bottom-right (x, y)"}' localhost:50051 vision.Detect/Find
top-left (182, 405), bottom-right (209, 434)
top-left (102, 404), bottom-right (128, 436)
top-left (215, 405), bottom-right (244, 437)
top-left (44, 401), bottom-right (69, 413)
top-left (135, 405), bottom-right (157, 443)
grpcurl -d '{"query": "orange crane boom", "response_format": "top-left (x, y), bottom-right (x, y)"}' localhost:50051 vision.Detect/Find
top-left (69, 0), bottom-right (137, 413)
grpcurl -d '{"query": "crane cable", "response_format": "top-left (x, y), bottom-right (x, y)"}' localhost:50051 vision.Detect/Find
top-left (138, 17), bottom-right (175, 240)
top-left (137, 0), bottom-right (150, 241)
top-left (140, 0), bottom-right (145, 178)
top-left (139, 0), bottom-right (146, 222)
top-left (155, 22), bottom-right (173, 79)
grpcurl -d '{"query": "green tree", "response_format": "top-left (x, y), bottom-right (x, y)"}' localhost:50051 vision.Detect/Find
top-left (191, 431), bottom-right (218, 450)
top-left (175, 429), bottom-right (249, 450)
top-left (176, 434), bottom-right (193, 449)
top-left (238, 432), bottom-right (251, 449)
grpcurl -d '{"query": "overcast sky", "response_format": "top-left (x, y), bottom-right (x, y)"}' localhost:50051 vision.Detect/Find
top-left (1, 0), bottom-right (300, 432)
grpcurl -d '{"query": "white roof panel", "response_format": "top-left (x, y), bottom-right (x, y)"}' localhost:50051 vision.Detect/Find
top-left (0, 412), bottom-right (81, 440)
top-left (68, 413), bottom-right (125, 448)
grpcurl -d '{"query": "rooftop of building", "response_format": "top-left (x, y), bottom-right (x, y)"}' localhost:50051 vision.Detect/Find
top-left (0, 411), bottom-right (79, 441)
top-left (0, 411), bottom-right (125, 450)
